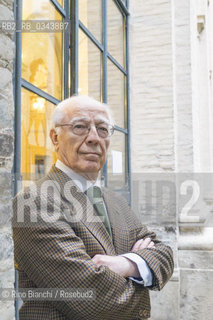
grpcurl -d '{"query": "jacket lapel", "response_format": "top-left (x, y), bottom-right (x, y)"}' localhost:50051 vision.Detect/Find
top-left (102, 188), bottom-right (132, 255)
top-left (47, 165), bottom-right (115, 255)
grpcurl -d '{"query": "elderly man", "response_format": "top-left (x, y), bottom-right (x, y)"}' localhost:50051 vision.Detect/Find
top-left (12, 95), bottom-right (174, 320)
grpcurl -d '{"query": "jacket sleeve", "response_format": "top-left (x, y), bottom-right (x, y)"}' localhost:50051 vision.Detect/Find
top-left (12, 186), bottom-right (151, 320)
top-left (133, 224), bottom-right (174, 291)
top-left (107, 191), bottom-right (174, 292)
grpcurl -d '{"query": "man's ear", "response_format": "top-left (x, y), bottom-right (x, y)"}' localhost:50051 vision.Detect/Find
top-left (50, 128), bottom-right (59, 151)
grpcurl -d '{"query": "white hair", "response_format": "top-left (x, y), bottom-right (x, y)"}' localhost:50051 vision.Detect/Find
top-left (51, 95), bottom-right (114, 133)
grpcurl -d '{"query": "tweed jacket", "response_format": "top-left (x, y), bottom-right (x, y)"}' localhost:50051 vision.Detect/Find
top-left (12, 165), bottom-right (174, 320)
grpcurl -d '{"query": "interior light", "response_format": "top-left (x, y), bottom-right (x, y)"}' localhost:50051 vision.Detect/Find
top-left (32, 97), bottom-right (45, 111)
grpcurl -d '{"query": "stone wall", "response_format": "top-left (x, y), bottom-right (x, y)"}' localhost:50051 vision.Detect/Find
top-left (177, 1), bottom-right (213, 319)
top-left (129, 0), bottom-right (175, 173)
top-left (129, 0), bottom-right (213, 319)
top-left (0, 0), bottom-right (15, 319)
top-left (129, 1), bottom-right (179, 319)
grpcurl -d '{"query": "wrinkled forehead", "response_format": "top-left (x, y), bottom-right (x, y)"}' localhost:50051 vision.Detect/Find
top-left (64, 103), bottom-right (110, 123)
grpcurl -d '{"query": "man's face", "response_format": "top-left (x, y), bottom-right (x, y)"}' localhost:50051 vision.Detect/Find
top-left (51, 102), bottom-right (111, 179)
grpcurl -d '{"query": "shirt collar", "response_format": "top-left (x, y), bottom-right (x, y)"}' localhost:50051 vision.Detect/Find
top-left (55, 159), bottom-right (102, 193)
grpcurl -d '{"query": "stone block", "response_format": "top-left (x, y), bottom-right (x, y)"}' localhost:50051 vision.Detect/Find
top-left (0, 67), bottom-right (12, 90)
top-left (0, 168), bottom-right (12, 196)
top-left (179, 250), bottom-right (213, 269)
top-left (0, 69), bottom-right (13, 124)
top-left (0, 132), bottom-right (13, 157)
top-left (0, 34), bottom-right (15, 70)
top-left (0, 230), bottom-right (15, 315)
top-left (180, 269), bottom-right (213, 320)
top-left (0, 0), bottom-right (14, 10)
top-left (0, 159), bottom-right (13, 171)
top-left (0, 269), bottom-right (15, 299)
top-left (0, 203), bottom-right (12, 226)
top-left (0, 255), bottom-right (14, 273)
top-left (0, 94), bottom-right (13, 129)
top-left (0, 301), bottom-right (15, 320)
top-left (0, 4), bottom-right (13, 20)
top-left (0, 156), bottom-right (13, 170)
top-left (129, 0), bottom-right (175, 172)
top-left (0, 233), bottom-right (13, 261)
top-left (150, 280), bottom-right (179, 320)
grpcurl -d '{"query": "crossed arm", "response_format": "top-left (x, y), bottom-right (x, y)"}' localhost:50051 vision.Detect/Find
top-left (92, 238), bottom-right (155, 278)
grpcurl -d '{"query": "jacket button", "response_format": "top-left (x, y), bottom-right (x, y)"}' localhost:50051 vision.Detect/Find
top-left (143, 310), bottom-right (149, 317)
top-left (139, 310), bottom-right (144, 317)
top-left (139, 309), bottom-right (149, 317)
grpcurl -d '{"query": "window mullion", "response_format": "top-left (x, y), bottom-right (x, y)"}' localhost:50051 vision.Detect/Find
top-left (102, 0), bottom-right (108, 185)
top-left (64, 0), bottom-right (69, 98)
top-left (113, 0), bottom-right (130, 16)
top-left (126, 1), bottom-right (131, 201)
top-left (102, 0), bottom-right (107, 103)
top-left (70, 0), bottom-right (79, 95)
top-left (50, 0), bottom-right (66, 17)
top-left (14, 0), bottom-right (22, 194)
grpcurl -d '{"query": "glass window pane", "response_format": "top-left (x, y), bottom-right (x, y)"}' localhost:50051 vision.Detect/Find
top-left (107, 131), bottom-right (127, 190)
top-left (79, 0), bottom-right (102, 43)
top-left (57, 0), bottom-right (64, 8)
top-left (108, 0), bottom-right (125, 67)
top-left (108, 59), bottom-right (126, 128)
top-left (79, 29), bottom-right (102, 100)
top-left (22, 0), bottom-right (64, 100)
top-left (21, 88), bottom-right (57, 181)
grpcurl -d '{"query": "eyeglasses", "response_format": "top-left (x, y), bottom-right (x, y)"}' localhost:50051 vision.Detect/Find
top-left (55, 122), bottom-right (114, 138)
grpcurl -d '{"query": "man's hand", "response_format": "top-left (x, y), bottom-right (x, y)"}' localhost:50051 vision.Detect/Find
top-left (131, 237), bottom-right (155, 252)
top-left (92, 254), bottom-right (140, 278)
top-left (92, 238), bottom-right (155, 278)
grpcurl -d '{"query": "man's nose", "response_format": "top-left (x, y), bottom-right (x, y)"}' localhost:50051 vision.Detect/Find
top-left (85, 125), bottom-right (100, 143)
